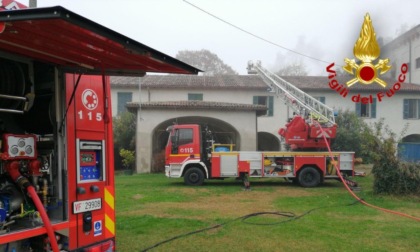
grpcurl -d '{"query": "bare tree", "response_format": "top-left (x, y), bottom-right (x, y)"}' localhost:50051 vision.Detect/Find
top-left (276, 61), bottom-right (308, 76)
top-left (176, 49), bottom-right (238, 76)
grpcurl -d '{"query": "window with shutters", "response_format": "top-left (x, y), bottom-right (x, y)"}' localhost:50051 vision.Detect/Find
top-left (117, 92), bottom-right (132, 115)
top-left (253, 96), bottom-right (273, 116)
top-left (355, 98), bottom-right (376, 118)
top-left (403, 99), bottom-right (420, 119)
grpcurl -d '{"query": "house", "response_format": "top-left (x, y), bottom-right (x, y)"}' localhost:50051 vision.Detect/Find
top-left (381, 25), bottom-right (420, 84)
top-left (111, 74), bottom-right (420, 173)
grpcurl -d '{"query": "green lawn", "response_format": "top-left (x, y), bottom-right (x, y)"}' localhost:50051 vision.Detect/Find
top-left (115, 168), bottom-right (419, 252)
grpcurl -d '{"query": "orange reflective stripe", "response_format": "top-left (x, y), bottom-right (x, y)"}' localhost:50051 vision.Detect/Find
top-left (104, 187), bottom-right (115, 236)
top-left (105, 187), bottom-right (114, 210)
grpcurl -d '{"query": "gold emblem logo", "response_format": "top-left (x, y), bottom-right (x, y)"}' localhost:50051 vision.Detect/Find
top-left (343, 13), bottom-right (391, 87)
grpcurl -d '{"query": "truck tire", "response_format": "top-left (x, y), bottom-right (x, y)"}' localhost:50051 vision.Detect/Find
top-left (298, 167), bottom-right (321, 188)
top-left (184, 167), bottom-right (204, 186)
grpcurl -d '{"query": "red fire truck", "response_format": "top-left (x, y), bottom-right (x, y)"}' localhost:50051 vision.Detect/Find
top-left (165, 124), bottom-right (354, 187)
top-left (165, 61), bottom-right (354, 188)
top-left (0, 3), bottom-right (198, 251)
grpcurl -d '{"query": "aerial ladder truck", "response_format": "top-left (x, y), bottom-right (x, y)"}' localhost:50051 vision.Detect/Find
top-left (165, 61), bottom-right (355, 188)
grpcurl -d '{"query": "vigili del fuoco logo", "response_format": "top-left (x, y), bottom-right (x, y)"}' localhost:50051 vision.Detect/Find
top-left (326, 13), bottom-right (408, 104)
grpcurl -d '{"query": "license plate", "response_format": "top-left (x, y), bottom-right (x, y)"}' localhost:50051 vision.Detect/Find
top-left (73, 198), bottom-right (102, 214)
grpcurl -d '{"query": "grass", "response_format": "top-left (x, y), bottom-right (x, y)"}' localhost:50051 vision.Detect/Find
top-left (115, 166), bottom-right (420, 252)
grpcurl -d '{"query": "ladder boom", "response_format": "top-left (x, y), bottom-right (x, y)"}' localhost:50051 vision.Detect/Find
top-left (247, 61), bottom-right (335, 125)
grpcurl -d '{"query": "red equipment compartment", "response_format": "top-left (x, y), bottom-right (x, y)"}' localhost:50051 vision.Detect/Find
top-left (238, 160), bottom-right (250, 173)
top-left (211, 155), bottom-right (221, 177)
top-left (295, 155), bottom-right (327, 175)
top-left (309, 124), bottom-right (337, 139)
top-left (279, 115), bottom-right (336, 150)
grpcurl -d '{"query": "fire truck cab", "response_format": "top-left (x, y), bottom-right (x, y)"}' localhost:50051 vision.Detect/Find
top-left (0, 4), bottom-right (198, 251)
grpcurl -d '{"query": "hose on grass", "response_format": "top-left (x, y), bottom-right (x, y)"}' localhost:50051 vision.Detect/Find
top-left (314, 120), bottom-right (420, 222)
top-left (140, 200), bottom-right (360, 252)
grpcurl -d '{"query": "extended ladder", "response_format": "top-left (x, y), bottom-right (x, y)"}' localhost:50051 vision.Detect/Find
top-left (247, 61), bottom-right (335, 125)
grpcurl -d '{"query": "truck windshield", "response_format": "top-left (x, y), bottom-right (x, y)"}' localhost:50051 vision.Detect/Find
top-left (176, 129), bottom-right (193, 145)
top-left (167, 128), bottom-right (193, 154)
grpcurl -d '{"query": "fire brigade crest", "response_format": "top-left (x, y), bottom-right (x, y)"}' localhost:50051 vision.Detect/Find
top-left (343, 13), bottom-right (391, 87)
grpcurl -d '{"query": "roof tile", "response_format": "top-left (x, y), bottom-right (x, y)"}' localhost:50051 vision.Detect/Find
top-left (111, 75), bottom-right (420, 92)
top-left (127, 100), bottom-right (267, 113)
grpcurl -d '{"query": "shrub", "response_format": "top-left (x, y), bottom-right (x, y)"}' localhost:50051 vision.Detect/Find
top-left (368, 119), bottom-right (420, 195)
top-left (120, 148), bottom-right (135, 170)
top-left (113, 111), bottom-right (136, 170)
top-left (333, 111), bottom-right (419, 195)
top-left (332, 109), bottom-right (374, 162)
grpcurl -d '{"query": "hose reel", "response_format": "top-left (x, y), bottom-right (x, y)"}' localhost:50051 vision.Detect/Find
top-left (0, 58), bottom-right (33, 114)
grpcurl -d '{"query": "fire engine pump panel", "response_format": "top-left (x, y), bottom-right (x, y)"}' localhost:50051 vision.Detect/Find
top-left (0, 56), bottom-right (111, 251)
top-left (0, 56), bottom-right (70, 250)
top-left (0, 54), bottom-right (113, 251)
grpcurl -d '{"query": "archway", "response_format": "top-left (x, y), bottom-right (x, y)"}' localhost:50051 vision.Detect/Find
top-left (398, 134), bottom-right (420, 162)
top-left (151, 116), bottom-right (240, 172)
top-left (257, 132), bottom-right (281, 151)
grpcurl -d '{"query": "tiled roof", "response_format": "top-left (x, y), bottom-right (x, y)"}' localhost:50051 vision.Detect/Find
top-left (282, 76), bottom-right (420, 92)
top-left (111, 75), bottom-right (420, 92)
top-left (111, 75), bottom-right (267, 90)
top-left (126, 100), bottom-right (267, 113)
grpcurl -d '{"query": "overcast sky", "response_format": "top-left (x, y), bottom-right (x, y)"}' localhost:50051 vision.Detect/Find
top-left (20, 0), bottom-right (420, 75)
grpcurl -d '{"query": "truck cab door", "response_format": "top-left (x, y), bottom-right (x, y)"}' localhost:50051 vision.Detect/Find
top-left (170, 135), bottom-right (179, 154)
top-left (166, 126), bottom-right (199, 166)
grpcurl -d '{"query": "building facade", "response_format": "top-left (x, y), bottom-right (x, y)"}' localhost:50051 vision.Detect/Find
top-left (382, 25), bottom-right (420, 85)
top-left (111, 74), bottom-right (420, 173)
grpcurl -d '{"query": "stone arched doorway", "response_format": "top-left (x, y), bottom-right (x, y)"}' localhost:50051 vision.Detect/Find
top-left (257, 132), bottom-right (281, 151)
top-left (151, 116), bottom-right (240, 172)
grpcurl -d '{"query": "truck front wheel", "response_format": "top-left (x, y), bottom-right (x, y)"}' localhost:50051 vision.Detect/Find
top-left (298, 167), bottom-right (321, 187)
top-left (184, 167), bottom-right (205, 186)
